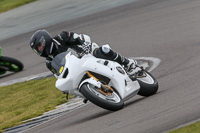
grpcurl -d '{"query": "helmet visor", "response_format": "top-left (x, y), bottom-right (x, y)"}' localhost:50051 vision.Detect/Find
top-left (32, 36), bottom-right (46, 56)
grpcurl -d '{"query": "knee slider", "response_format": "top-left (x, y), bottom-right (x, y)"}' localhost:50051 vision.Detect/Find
top-left (101, 44), bottom-right (111, 54)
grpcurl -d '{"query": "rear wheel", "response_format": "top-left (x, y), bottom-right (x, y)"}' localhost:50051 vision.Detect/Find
top-left (80, 83), bottom-right (124, 111)
top-left (137, 71), bottom-right (158, 97)
top-left (0, 56), bottom-right (23, 73)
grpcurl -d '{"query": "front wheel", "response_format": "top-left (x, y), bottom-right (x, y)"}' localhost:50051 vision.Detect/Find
top-left (80, 83), bottom-right (124, 111)
top-left (0, 56), bottom-right (24, 72)
top-left (137, 71), bottom-right (158, 97)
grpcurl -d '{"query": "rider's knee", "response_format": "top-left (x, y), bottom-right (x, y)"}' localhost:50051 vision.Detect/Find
top-left (93, 44), bottom-right (116, 60)
top-left (101, 44), bottom-right (111, 54)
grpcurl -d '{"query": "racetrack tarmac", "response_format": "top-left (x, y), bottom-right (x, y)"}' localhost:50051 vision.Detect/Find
top-left (2, 0), bottom-right (200, 133)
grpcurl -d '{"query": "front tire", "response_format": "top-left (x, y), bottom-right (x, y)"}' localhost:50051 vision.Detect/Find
top-left (80, 83), bottom-right (124, 111)
top-left (137, 71), bottom-right (158, 97)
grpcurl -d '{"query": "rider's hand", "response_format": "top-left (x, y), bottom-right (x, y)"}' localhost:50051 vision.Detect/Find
top-left (82, 42), bottom-right (91, 54)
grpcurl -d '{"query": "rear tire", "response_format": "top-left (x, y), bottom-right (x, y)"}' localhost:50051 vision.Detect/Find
top-left (137, 71), bottom-right (158, 97)
top-left (0, 56), bottom-right (23, 72)
top-left (80, 83), bottom-right (124, 111)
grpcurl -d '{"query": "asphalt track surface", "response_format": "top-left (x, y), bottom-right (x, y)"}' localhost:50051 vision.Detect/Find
top-left (1, 0), bottom-right (200, 133)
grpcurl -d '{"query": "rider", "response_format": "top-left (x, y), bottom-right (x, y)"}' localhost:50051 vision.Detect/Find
top-left (30, 30), bottom-right (140, 75)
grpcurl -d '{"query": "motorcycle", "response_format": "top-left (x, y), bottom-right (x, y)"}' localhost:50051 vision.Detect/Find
top-left (52, 48), bottom-right (158, 111)
top-left (0, 47), bottom-right (24, 75)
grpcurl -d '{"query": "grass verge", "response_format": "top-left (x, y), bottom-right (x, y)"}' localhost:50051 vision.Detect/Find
top-left (0, 77), bottom-right (71, 132)
top-left (0, 0), bottom-right (38, 14)
top-left (169, 122), bottom-right (200, 133)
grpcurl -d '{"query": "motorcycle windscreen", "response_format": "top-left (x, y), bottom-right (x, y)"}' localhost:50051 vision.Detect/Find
top-left (51, 52), bottom-right (67, 76)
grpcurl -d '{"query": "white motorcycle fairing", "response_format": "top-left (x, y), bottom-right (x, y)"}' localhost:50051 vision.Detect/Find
top-left (54, 50), bottom-right (140, 101)
top-left (51, 48), bottom-right (159, 111)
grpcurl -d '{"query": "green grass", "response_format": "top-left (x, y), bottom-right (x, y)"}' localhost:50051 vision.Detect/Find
top-left (0, 77), bottom-right (72, 132)
top-left (169, 122), bottom-right (200, 133)
top-left (0, 0), bottom-right (38, 14)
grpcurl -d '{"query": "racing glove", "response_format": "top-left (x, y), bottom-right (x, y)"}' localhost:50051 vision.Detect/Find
top-left (82, 42), bottom-right (91, 54)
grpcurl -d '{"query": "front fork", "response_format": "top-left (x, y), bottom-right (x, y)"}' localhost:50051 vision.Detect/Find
top-left (79, 72), bottom-right (114, 95)
top-left (79, 72), bottom-right (114, 103)
top-left (86, 72), bottom-right (113, 93)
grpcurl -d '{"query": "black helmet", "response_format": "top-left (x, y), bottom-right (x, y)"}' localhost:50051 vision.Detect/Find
top-left (30, 30), bottom-right (53, 57)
